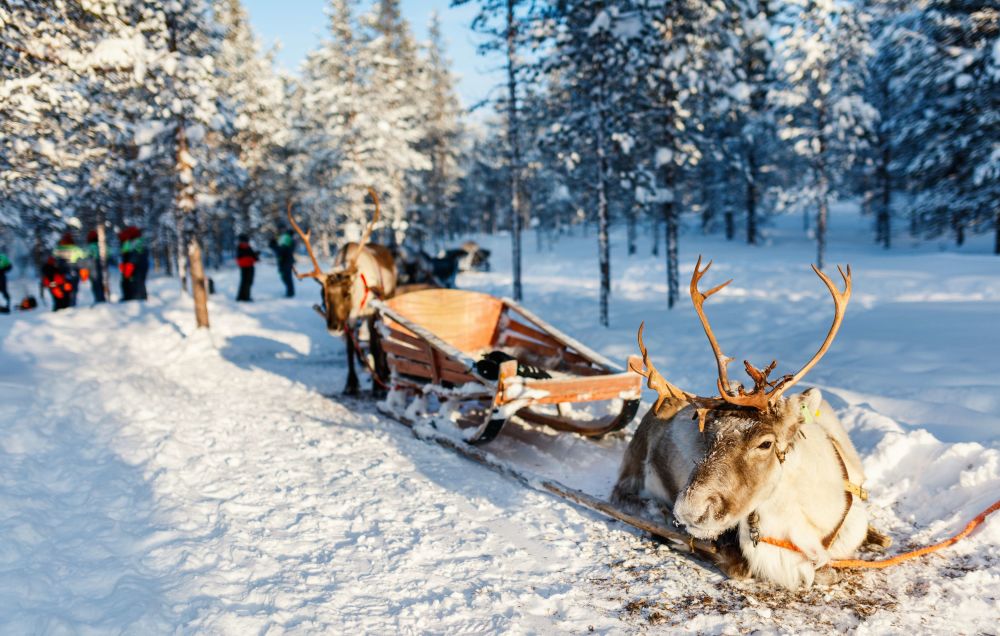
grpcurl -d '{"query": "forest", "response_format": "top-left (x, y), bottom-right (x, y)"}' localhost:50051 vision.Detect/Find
top-left (1, 0), bottom-right (997, 326)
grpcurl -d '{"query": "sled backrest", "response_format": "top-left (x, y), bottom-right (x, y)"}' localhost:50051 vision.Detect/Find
top-left (384, 288), bottom-right (504, 354)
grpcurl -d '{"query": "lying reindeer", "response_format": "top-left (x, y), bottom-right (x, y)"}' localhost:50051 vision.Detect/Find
top-left (288, 189), bottom-right (397, 395)
top-left (613, 258), bottom-right (887, 589)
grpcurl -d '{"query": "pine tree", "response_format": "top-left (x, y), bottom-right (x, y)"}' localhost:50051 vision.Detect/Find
top-left (213, 0), bottom-right (289, 238)
top-left (453, 0), bottom-right (536, 301)
top-left (414, 12), bottom-right (465, 244)
top-left (771, 0), bottom-right (877, 269)
top-left (632, 0), bottom-right (719, 308)
top-left (890, 0), bottom-right (998, 247)
top-left (541, 2), bottom-right (643, 325)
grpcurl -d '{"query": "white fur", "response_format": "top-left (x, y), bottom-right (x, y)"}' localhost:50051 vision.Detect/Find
top-left (616, 388), bottom-right (869, 589)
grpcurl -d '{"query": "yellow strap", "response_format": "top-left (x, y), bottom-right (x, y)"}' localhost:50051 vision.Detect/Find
top-left (844, 480), bottom-right (869, 501)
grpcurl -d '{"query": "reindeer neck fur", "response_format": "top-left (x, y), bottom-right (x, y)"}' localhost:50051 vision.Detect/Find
top-left (736, 401), bottom-right (869, 589)
top-left (332, 243), bottom-right (397, 320)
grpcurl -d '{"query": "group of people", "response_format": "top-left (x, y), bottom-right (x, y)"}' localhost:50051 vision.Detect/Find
top-left (0, 223), bottom-right (298, 314)
top-left (33, 227), bottom-right (150, 311)
top-left (235, 226), bottom-right (297, 302)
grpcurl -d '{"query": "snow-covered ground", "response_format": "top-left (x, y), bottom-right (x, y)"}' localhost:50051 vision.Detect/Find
top-left (1, 210), bottom-right (998, 633)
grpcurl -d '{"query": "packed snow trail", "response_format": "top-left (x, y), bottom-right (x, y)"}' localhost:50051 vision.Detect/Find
top-left (1, 212), bottom-right (999, 633)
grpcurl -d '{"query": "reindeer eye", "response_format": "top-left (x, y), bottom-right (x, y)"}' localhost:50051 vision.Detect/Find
top-left (757, 441), bottom-right (773, 450)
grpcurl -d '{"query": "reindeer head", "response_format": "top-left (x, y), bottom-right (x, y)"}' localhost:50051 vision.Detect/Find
top-left (632, 257), bottom-right (852, 539)
top-left (287, 189), bottom-right (381, 334)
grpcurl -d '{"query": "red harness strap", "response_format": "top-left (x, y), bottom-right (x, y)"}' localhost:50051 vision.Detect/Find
top-left (359, 273), bottom-right (371, 310)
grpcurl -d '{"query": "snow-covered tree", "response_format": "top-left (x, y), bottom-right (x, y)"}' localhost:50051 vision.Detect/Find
top-left (889, 0), bottom-right (998, 248)
top-left (412, 12), bottom-right (465, 245)
top-left (212, 0), bottom-right (289, 238)
top-left (632, 0), bottom-right (724, 308)
top-left (771, 0), bottom-right (877, 268)
top-left (453, 0), bottom-right (537, 301)
top-left (541, 1), bottom-right (644, 325)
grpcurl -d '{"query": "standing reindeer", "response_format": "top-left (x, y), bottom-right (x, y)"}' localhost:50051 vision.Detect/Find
top-left (288, 188), bottom-right (397, 395)
top-left (613, 257), bottom-right (887, 589)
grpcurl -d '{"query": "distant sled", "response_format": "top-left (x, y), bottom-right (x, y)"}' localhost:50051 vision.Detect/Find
top-left (369, 288), bottom-right (642, 444)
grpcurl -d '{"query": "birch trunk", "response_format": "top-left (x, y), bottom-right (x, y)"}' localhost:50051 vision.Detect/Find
top-left (506, 0), bottom-right (523, 302)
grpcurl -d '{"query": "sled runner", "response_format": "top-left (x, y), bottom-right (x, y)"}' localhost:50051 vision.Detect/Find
top-left (370, 288), bottom-right (642, 443)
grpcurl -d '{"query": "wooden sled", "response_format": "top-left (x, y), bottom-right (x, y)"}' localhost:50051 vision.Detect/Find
top-left (370, 289), bottom-right (642, 444)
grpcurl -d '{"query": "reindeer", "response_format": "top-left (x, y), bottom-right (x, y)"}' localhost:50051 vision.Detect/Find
top-left (613, 257), bottom-right (888, 589)
top-left (287, 188), bottom-right (397, 396)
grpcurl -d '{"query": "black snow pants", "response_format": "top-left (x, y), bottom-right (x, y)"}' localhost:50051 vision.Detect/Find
top-left (237, 266), bottom-right (255, 302)
top-left (279, 264), bottom-right (294, 298)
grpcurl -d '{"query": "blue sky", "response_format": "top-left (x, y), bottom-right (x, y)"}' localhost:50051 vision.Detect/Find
top-left (242, 0), bottom-right (502, 108)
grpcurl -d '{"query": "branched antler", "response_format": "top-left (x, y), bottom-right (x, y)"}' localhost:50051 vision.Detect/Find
top-left (286, 199), bottom-right (325, 283)
top-left (690, 256), bottom-right (736, 396)
top-left (629, 322), bottom-right (695, 415)
top-left (348, 187), bottom-right (381, 270)
top-left (688, 257), bottom-right (852, 411)
top-left (767, 264), bottom-right (852, 403)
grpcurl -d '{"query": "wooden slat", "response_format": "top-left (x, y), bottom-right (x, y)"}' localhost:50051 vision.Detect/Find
top-left (500, 333), bottom-right (560, 359)
top-left (439, 369), bottom-right (477, 385)
top-left (503, 318), bottom-right (564, 350)
top-left (390, 356), bottom-right (434, 380)
top-left (436, 355), bottom-right (472, 375)
top-left (564, 362), bottom-right (605, 377)
top-left (388, 328), bottom-right (428, 351)
top-left (503, 301), bottom-right (622, 372)
top-left (504, 372), bottom-right (641, 405)
top-left (383, 339), bottom-right (432, 364)
top-left (387, 334), bottom-right (470, 374)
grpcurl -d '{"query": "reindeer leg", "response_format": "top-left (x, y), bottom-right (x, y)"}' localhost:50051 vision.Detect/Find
top-left (368, 315), bottom-right (389, 399)
top-left (344, 331), bottom-right (360, 396)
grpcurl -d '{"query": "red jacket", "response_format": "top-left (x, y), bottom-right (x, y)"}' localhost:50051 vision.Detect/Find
top-left (236, 242), bottom-right (258, 268)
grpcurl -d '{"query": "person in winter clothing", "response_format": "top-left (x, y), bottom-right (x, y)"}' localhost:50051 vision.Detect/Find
top-left (85, 230), bottom-right (106, 303)
top-left (119, 226), bottom-right (149, 301)
top-left (54, 232), bottom-right (87, 307)
top-left (269, 226), bottom-right (296, 298)
top-left (41, 256), bottom-right (74, 311)
top-left (0, 250), bottom-right (12, 313)
top-left (236, 234), bottom-right (259, 302)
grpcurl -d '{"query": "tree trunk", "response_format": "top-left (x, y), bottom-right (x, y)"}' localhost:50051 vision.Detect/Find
top-left (877, 139), bottom-right (891, 249)
top-left (724, 211), bottom-right (734, 241)
top-left (596, 116), bottom-right (611, 328)
top-left (954, 214), bottom-right (965, 247)
top-left (188, 236), bottom-right (210, 329)
top-left (995, 210), bottom-right (1000, 255)
top-left (664, 202), bottom-right (679, 309)
top-left (506, 0), bottom-right (523, 302)
top-left (176, 227), bottom-right (188, 292)
top-left (747, 153), bottom-right (758, 245)
top-left (626, 203), bottom-right (637, 255)
top-left (176, 120), bottom-right (206, 326)
top-left (96, 221), bottom-right (110, 303)
top-left (652, 217), bottom-right (660, 256)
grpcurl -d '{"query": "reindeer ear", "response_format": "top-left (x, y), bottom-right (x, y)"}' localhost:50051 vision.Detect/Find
top-left (776, 388), bottom-right (822, 444)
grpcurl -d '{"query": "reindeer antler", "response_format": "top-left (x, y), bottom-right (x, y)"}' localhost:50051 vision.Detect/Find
top-left (348, 187), bottom-right (381, 270)
top-left (286, 199), bottom-right (325, 282)
top-left (629, 322), bottom-right (693, 414)
top-left (767, 264), bottom-right (852, 403)
top-left (689, 257), bottom-right (852, 411)
top-left (629, 322), bottom-right (723, 430)
top-left (690, 256), bottom-right (737, 397)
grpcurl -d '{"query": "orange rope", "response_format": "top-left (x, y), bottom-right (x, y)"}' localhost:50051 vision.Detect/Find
top-left (759, 498), bottom-right (1000, 569)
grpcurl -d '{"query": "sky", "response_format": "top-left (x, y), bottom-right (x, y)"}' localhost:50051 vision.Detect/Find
top-left (241, 0), bottom-right (503, 110)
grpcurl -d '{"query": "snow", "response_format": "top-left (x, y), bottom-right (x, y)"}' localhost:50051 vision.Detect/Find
top-left (1, 207), bottom-right (999, 632)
